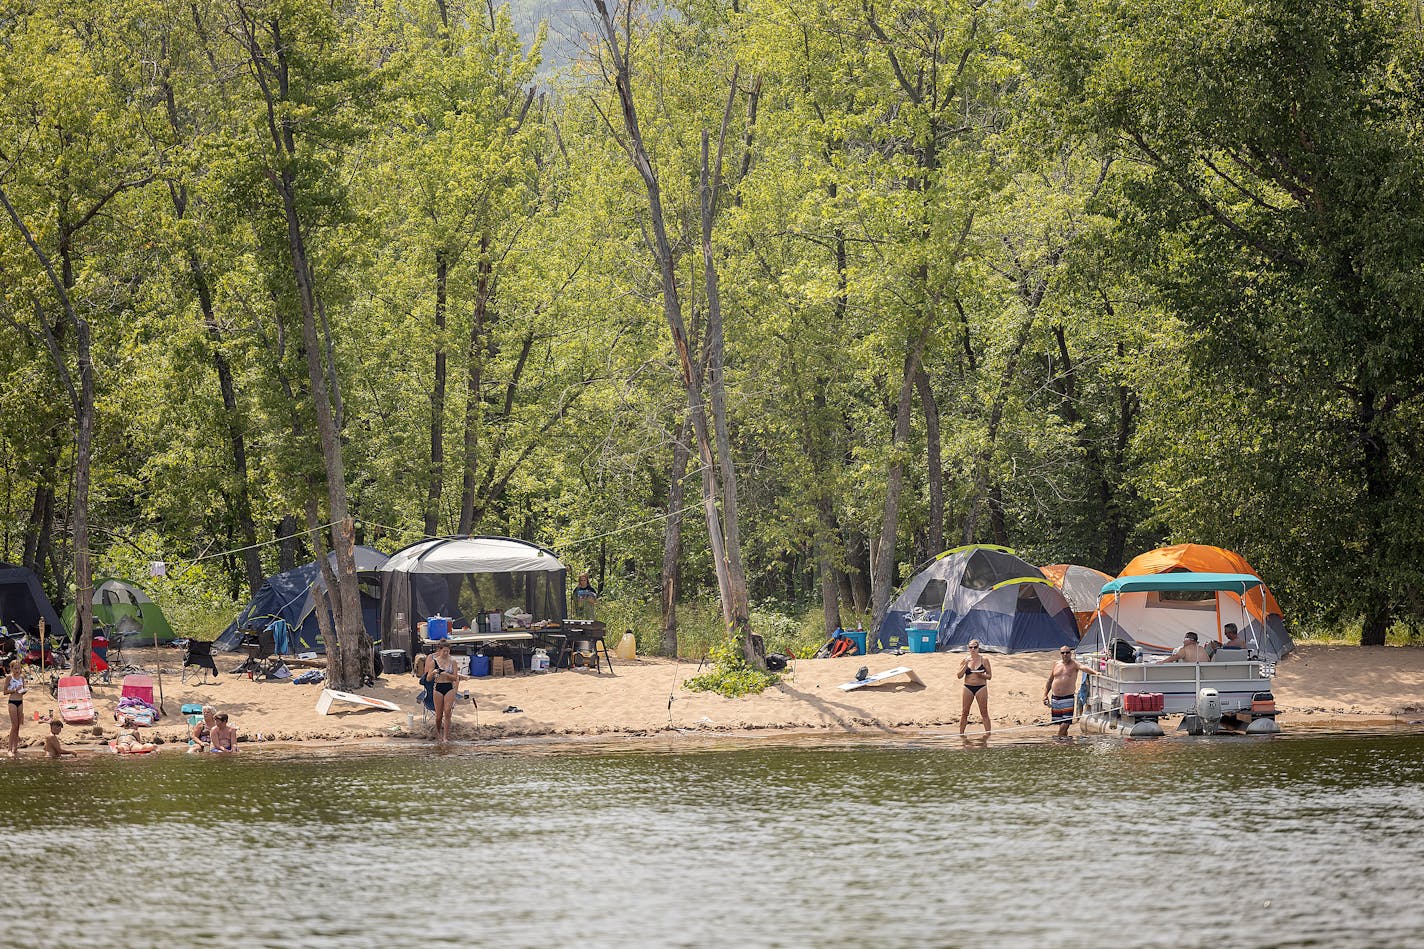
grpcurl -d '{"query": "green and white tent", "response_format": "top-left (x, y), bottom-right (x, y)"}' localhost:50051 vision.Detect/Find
top-left (62, 578), bottom-right (176, 642)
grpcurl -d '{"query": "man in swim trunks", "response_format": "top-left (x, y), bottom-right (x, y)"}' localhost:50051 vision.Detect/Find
top-left (209, 712), bottom-right (237, 753)
top-left (1045, 647), bottom-right (1095, 737)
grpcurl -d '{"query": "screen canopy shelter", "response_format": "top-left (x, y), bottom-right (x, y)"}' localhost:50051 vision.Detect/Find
top-left (379, 536), bottom-right (567, 656)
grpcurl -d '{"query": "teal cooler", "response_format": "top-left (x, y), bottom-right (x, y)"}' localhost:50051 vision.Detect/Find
top-left (841, 629), bottom-right (867, 655)
top-left (908, 628), bottom-right (937, 653)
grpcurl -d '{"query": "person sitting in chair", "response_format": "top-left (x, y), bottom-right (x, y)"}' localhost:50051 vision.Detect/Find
top-left (1218, 624), bottom-right (1248, 653)
top-left (1163, 631), bottom-right (1212, 663)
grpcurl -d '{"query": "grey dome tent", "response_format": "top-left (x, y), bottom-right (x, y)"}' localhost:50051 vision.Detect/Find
top-left (214, 546), bottom-right (389, 653)
top-left (877, 545), bottom-right (1080, 653)
top-left (379, 536), bottom-right (567, 657)
top-left (0, 563), bottom-right (65, 637)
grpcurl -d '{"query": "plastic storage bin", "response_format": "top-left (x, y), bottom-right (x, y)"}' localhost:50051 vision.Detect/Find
top-left (380, 649), bottom-right (410, 675)
top-left (908, 630), bottom-right (937, 653)
top-left (840, 629), bottom-right (867, 655)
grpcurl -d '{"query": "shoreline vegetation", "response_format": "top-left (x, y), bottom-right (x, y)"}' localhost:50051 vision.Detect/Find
top-left (10, 642), bottom-right (1423, 758)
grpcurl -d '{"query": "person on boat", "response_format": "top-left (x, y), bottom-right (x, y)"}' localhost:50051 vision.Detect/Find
top-left (427, 641), bottom-right (460, 742)
top-left (4, 658), bottom-right (25, 759)
top-left (208, 712), bottom-right (237, 753)
top-left (1162, 631), bottom-right (1211, 663)
top-left (1217, 624), bottom-right (1248, 655)
top-left (1045, 647), bottom-right (1095, 737)
top-left (43, 721), bottom-right (77, 758)
top-left (956, 640), bottom-right (992, 735)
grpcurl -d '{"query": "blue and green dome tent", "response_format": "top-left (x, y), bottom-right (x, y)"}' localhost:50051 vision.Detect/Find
top-left (214, 547), bottom-right (389, 653)
top-left (877, 545), bottom-right (1080, 653)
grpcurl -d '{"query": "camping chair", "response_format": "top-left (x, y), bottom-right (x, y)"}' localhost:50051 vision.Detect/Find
top-left (115, 673), bottom-right (161, 725)
top-left (182, 640), bottom-right (219, 685)
top-left (57, 676), bottom-right (96, 724)
top-left (239, 629), bottom-right (280, 681)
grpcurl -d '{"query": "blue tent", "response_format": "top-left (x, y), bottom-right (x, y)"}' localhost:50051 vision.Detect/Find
top-left (215, 547), bottom-right (389, 653)
top-left (0, 563), bottom-right (65, 638)
top-left (877, 545), bottom-right (1080, 653)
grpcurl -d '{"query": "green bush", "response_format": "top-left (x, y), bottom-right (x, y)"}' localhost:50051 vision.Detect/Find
top-left (683, 639), bottom-right (781, 697)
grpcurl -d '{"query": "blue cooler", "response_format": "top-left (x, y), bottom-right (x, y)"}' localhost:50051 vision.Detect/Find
top-left (426, 616), bottom-right (450, 639)
top-left (840, 629), bottom-right (867, 655)
top-left (909, 629), bottom-right (937, 653)
top-left (468, 654), bottom-right (490, 677)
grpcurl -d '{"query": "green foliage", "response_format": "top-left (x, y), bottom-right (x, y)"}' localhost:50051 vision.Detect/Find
top-left (683, 639), bottom-right (782, 698)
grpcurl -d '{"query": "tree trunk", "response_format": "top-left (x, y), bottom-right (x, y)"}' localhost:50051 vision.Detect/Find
top-left (660, 417), bottom-right (691, 656)
top-left (426, 251), bottom-right (449, 537)
top-left (237, 9), bottom-right (367, 688)
top-left (459, 235), bottom-right (493, 535)
top-left (917, 365), bottom-right (943, 555)
top-left (188, 250), bottom-right (263, 595)
top-left (870, 334), bottom-right (930, 633)
top-left (591, 1), bottom-right (758, 664)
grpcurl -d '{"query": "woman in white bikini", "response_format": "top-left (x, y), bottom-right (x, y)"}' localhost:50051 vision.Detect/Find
top-left (4, 659), bottom-right (25, 758)
top-left (427, 642), bottom-right (460, 742)
top-left (956, 639), bottom-right (992, 735)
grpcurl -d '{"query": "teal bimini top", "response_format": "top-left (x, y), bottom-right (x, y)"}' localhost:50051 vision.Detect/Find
top-left (1100, 572), bottom-right (1263, 595)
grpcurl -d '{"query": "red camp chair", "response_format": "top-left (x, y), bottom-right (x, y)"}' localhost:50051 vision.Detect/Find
top-left (57, 676), bottom-right (96, 724)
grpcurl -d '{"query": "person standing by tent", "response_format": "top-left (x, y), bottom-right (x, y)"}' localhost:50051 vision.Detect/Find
top-left (4, 659), bottom-right (25, 757)
top-left (428, 641), bottom-right (460, 742)
top-left (572, 572), bottom-right (599, 620)
top-left (956, 640), bottom-right (992, 735)
top-left (1045, 647), bottom-right (1095, 738)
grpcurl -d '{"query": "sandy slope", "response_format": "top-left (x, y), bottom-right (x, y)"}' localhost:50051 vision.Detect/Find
top-left (8, 642), bottom-right (1422, 755)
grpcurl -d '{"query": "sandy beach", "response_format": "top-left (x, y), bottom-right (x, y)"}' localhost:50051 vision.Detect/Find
top-left (8, 642), bottom-right (1423, 755)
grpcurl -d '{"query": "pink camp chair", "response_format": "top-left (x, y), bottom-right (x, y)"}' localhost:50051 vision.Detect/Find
top-left (115, 673), bottom-right (160, 725)
top-left (57, 676), bottom-right (96, 724)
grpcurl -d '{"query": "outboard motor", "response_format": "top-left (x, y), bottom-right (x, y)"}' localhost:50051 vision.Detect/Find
top-left (1195, 688), bottom-right (1222, 735)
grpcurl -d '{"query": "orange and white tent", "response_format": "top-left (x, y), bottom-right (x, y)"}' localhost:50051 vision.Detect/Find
top-left (1084, 544), bottom-right (1294, 660)
top-left (1041, 564), bottom-right (1113, 633)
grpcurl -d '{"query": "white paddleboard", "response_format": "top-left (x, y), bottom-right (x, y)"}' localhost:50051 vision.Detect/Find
top-left (316, 688), bottom-right (402, 716)
top-left (839, 666), bottom-right (924, 691)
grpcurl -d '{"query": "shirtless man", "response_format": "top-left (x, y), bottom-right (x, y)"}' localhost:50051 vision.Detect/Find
top-left (1162, 631), bottom-right (1212, 664)
top-left (43, 721), bottom-right (77, 758)
top-left (1044, 647), bottom-right (1095, 737)
top-left (209, 712), bottom-right (237, 753)
top-left (1218, 624), bottom-right (1248, 654)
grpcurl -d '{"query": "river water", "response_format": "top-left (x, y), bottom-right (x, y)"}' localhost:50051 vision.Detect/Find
top-left (3, 730), bottom-right (1422, 949)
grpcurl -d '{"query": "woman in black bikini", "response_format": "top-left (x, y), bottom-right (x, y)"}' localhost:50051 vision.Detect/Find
top-left (956, 640), bottom-right (992, 735)
top-left (5, 658), bottom-right (26, 758)
top-left (427, 642), bottom-right (460, 742)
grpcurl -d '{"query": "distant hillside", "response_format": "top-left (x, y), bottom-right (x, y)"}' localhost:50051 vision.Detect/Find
top-left (507, 0), bottom-right (590, 73)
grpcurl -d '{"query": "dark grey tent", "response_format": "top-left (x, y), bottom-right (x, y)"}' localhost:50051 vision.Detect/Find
top-left (876, 545), bottom-right (1080, 653)
top-left (215, 547), bottom-right (389, 653)
top-left (0, 563), bottom-right (66, 637)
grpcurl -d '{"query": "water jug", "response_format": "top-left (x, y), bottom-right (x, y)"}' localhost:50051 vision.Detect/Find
top-left (531, 648), bottom-right (550, 673)
top-left (614, 631), bottom-right (637, 660)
